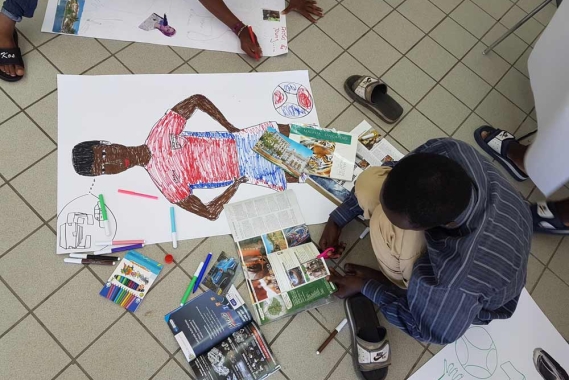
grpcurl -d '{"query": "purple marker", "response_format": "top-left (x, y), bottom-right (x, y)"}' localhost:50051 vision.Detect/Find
top-left (111, 243), bottom-right (144, 253)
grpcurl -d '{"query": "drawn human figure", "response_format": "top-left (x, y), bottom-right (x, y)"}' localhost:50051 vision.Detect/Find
top-left (71, 95), bottom-right (298, 221)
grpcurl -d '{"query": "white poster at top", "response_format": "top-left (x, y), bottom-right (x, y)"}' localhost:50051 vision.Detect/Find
top-left (41, 0), bottom-right (288, 56)
top-left (408, 289), bottom-right (569, 380)
top-left (56, 71), bottom-right (336, 254)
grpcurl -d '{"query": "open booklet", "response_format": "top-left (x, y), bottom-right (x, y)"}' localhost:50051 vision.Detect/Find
top-left (224, 190), bottom-right (336, 325)
top-left (288, 124), bottom-right (357, 181)
top-left (253, 125), bottom-right (357, 181)
top-left (305, 120), bottom-right (405, 205)
top-left (165, 285), bottom-right (280, 380)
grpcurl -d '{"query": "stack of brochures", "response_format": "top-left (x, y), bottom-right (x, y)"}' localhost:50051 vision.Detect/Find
top-left (223, 190), bottom-right (336, 325)
top-left (305, 120), bottom-right (405, 205)
top-left (253, 124), bottom-right (358, 181)
top-left (165, 285), bottom-right (280, 380)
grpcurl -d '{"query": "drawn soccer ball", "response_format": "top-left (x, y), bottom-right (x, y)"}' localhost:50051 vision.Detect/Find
top-left (273, 82), bottom-right (314, 119)
top-left (455, 326), bottom-right (498, 379)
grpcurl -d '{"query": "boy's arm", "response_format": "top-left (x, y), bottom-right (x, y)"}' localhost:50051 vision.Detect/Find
top-left (176, 176), bottom-right (248, 220)
top-left (197, 0), bottom-right (261, 59)
top-left (171, 94), bottom-right (240, 133)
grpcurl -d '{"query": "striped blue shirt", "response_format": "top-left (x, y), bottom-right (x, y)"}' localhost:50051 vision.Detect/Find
top-left (330, 138), bottom-right (532, 344)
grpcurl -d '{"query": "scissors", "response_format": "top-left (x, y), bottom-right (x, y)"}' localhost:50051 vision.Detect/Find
top-left (317, 247), bottom-right (335, 259)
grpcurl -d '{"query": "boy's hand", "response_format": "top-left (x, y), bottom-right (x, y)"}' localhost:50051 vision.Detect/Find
top-left (319, 218), bottom-right (346, 259)
top-left (282, 0), bottom-right (323, 23)
top-left (239, 30), bottom-right (262, 60)
top-left (327, 268), bottom-right (366, 298)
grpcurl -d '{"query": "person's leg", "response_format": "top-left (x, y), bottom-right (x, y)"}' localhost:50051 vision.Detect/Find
top-left (480, 129), bottom-right (569, 227)
top-left (352, 166), bottom-right (427, 289)
top-left (1, 0), bottom-right (37, 77)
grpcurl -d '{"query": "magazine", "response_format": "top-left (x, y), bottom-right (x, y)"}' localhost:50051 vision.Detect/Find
top-left (165, 285), bottom-right (280, 380)
top-left (224, 190), bottom-right (336, 325)
top-left (288, 124), bottom-right (357, 181)
top-left (252, 127), bottom-right (312, 177)
top-left (306, 120), bottom-right (405, 205)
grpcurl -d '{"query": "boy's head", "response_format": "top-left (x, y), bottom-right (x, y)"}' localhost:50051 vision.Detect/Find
top-left (381, 153), bottom-right (473, 230)
top-left (72, 140), bottom-right (132, 176)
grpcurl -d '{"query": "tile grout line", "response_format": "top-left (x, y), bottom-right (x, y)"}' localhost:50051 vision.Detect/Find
top-left (323, 350), bottom-right (350, 380)
top-left (0, 270), bottom-right (97, 380)
top-left (405, 346), bottom-right (431, 379)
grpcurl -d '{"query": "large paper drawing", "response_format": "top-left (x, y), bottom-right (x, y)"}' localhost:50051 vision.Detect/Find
top-left (57, 71), bottom-right (336, 254)
top-left (42, 0), bottom-right (289, 56)
top-left (408, 290), bottom-right (569, 380)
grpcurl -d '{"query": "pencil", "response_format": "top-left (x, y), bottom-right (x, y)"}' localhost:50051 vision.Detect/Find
top-left (316, 318), bottom-right (348, 355)
top-left (248, 26), bottom-right (259, 60)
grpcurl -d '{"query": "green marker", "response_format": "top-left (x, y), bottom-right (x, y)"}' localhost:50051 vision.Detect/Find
top-left (181, 262), bottom-right (203, 306)
top-left (98, 194), bottom-right (111, 236)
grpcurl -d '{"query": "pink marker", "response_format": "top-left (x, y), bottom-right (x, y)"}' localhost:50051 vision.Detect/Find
top-left (95, 240), bottom-right (145, 246)
top-left (118, 189), bottom-right (159, 200)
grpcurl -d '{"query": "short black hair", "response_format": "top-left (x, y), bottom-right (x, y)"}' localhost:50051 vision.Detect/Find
top-left (382, 153), bottom-right (472, 228)
top-left (72, 140), bottom-right (102, 176)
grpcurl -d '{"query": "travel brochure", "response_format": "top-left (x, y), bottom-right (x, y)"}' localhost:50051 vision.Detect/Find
top-left (305, 120), bottom-right (405, 205)
top-left (288, 124), bottom-right (357, 181)
top-left (253, 125), bottom-right (358, 181)
top-left (165, 285), bottom-right (280, 379)
top-left (224, 190), bottom-right (336, 324)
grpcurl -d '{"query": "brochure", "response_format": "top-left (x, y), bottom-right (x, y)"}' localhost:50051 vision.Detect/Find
top-left (288, 124), bottom-right (357, 181)
top-left (252, 127), bottom-right (312, 177)
top-left (224, 190), bottom-right (336, 324)
top-left (306, 120), bottom-right (405, 205)
top-left (165, 285), bottom-right (280, 380)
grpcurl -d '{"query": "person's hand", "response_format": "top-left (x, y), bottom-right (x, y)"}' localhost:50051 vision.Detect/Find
top-left (327, 268), bottom-right (366, 298)
top-left (282, 0), bottom-right (323, 23)
top-left (319, 218), bottom-right (346, 259)
top-left (239, 30), bottom-right (262, 60)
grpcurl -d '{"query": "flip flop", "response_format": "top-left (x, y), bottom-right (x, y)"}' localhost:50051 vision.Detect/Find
top-left (344, 75), bottom-right (403, 124)
top-left (474, 126), bottom-right (529, 182)
top-left (0, 30), bottom-right (24, 83)
top-left (345, 294), bottom-right (390, 380)
top-left (532, 201), bottom-right (569, 235)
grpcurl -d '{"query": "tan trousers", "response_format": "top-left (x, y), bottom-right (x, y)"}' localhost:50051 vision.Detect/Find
top-left (355, 167), bottom-right (426, 289)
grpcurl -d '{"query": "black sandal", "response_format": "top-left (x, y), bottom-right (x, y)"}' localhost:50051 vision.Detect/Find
top-left (344, 75), bottom-right (403, 124)
top-left (0, 30), bottom-right (24, 83)
top-left (345, 294), bottom-right (390, 380)
top-left (474, 126), bottom-right (529, 182)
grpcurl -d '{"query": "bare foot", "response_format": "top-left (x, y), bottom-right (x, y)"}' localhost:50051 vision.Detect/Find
top-left (0, 13), bottom-right (25, 78)
top-left (343, 263), bottom-right (389, 284)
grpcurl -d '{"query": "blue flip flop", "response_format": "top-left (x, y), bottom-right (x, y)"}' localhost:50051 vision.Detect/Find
top-left (474, 126), bottom-right (528, 182)
top-left (532, 201), bottom-right (569, 235)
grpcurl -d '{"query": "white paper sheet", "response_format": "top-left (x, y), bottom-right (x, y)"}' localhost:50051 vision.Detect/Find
top-left (41, 0), bottom-right (288, 56)
top-left (56, 71), bottom-right (336, 254)
top-left (409, 289), bottom-right (569, 380)
top-left (526, 0), bottom-right (569, 196)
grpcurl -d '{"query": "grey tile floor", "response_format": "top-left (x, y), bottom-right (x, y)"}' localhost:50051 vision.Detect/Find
top-left (1, 0), bottom-right (568, 379)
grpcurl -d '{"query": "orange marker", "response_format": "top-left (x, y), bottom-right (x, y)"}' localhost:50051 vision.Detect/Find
top-left (248, 26), bottom-right (259, 60)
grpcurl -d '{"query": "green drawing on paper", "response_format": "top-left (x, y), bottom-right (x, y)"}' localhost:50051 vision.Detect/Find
top-left (500, 361), bottom-right (526, 380)
top-left (454, 326), bottom-right (498, 379)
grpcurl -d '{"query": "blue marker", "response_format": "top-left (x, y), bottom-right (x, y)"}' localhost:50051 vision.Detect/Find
top-left (170, 206), bottom-right (177, 249)
top-left (193, 252), bottom-right (212, 293)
